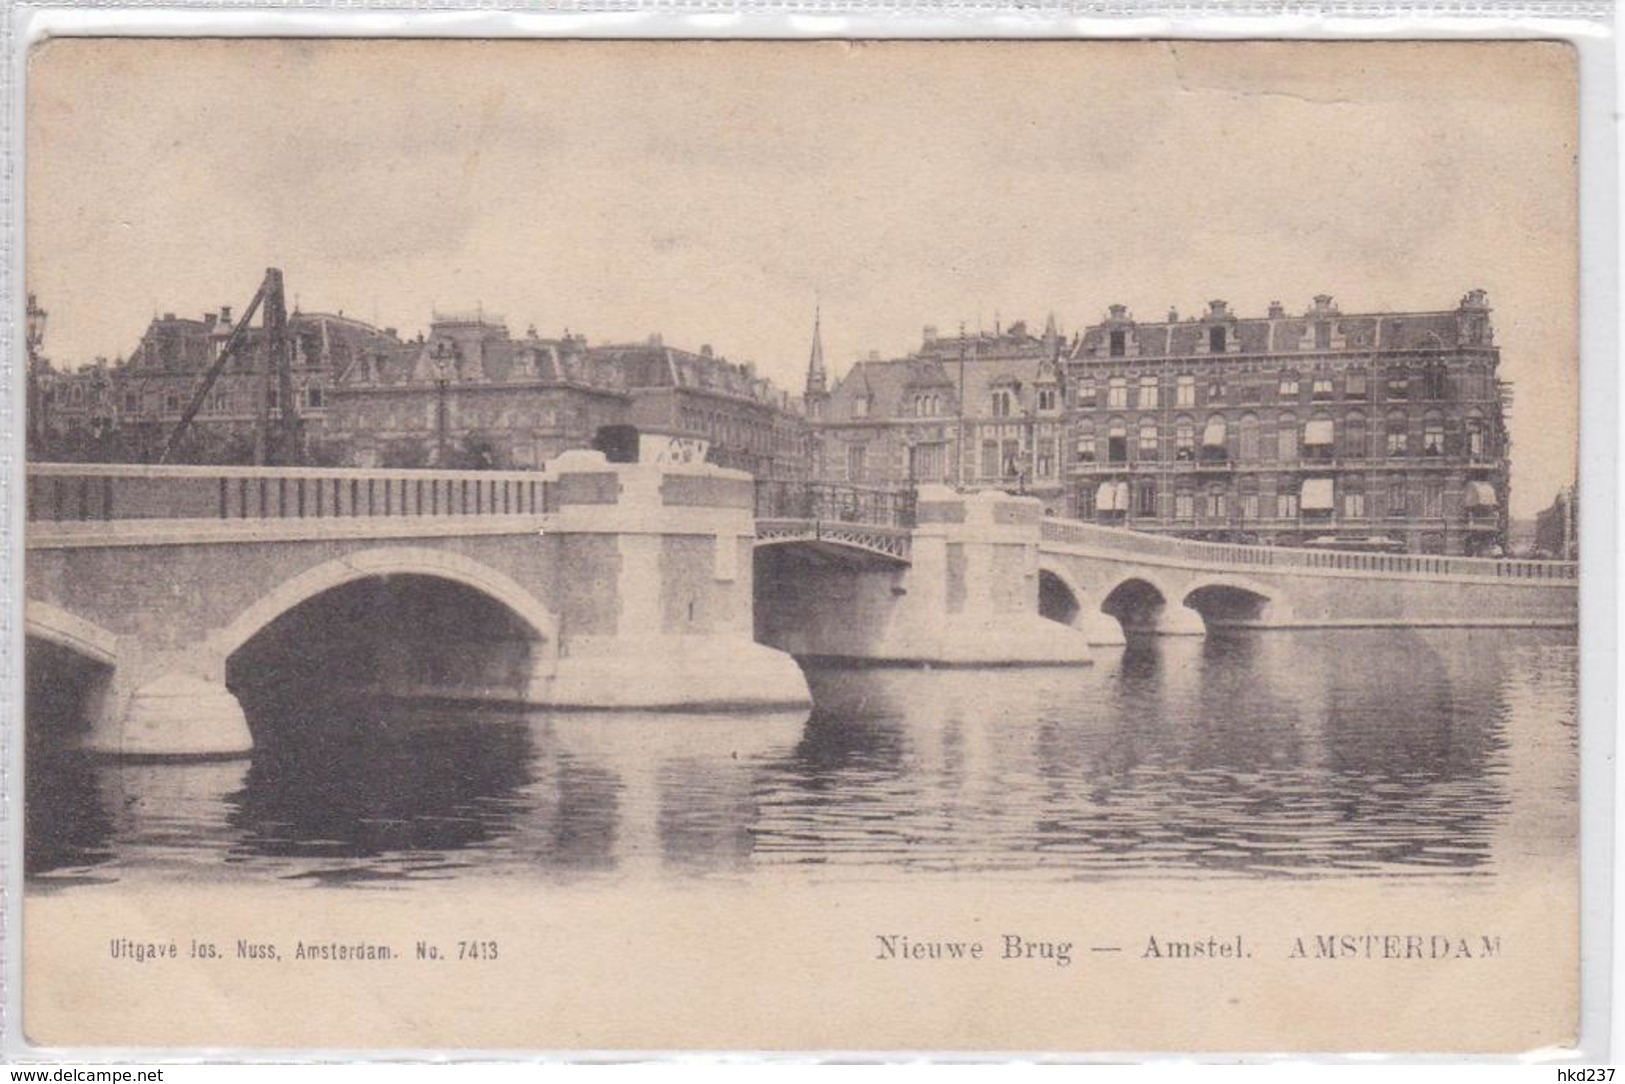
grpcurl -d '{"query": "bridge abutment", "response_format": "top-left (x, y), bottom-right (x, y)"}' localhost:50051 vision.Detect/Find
top-left (85, 650), bottom-right (252, 760)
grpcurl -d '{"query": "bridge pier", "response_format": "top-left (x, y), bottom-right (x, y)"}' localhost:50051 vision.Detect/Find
top-left (535, 452), bottom-right (811, 711)
top-left (756, 485), bottom-right (1091, 667)
top-left (84, 652), bottom-right (252, 760)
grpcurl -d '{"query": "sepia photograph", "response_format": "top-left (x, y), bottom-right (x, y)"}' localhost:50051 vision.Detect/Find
top-left (16, 37), bottom-right (1583, 1055)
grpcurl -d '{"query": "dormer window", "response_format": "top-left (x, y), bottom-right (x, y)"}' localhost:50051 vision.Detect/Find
top-left (1037, 387), bottom-right (1057, 412)
top-left (1209, 326), bottom-right (1227, 353)
top-left (1109, 330), bottom-right (1126, 357)
top-left (991, 390), bottom-right (1012, 418)
top-left (1314, 322), bottom-right (1332, 350)
top-left (853, 396), bottom-right (869, 419)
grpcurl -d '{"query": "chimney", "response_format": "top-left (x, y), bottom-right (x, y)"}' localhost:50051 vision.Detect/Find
top-left (221, 305), bottom-right (233, 325)
top-left (1268, 301), bottom-right (1285, 318)
top-left (1167, 308), bottom-right (1178, 323)
top-left (700, 344), bottom-right (714, 358)
top-left (923, 325), bottom-right (938, 344)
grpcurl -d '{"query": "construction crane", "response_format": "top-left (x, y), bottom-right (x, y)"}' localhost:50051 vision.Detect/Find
top-left (160, 267), bottom-right (301, 465)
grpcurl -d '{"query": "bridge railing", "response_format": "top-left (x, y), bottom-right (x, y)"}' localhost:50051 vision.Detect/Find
top-left (1041, 516), bottom-right (1578, 582)
top-left (754, 480), bottom-right (917, 530)
top-left (27, 463), bottom-right (552, 523)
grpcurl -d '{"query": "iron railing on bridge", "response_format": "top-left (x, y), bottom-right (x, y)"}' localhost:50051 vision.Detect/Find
top-left (754, 480), bottom-right (917, 530)
top-left (1041, 516), bottom-right (1577, 583)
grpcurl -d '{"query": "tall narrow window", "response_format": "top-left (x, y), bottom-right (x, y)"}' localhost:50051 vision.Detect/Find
top-left (1107, 377), bottom-right (1128, 409)
top-left (1209, 326), bottom-right (1227, 354)
top-left (1176, 375), bottom-right (1196, 408)
top-left (1175, 416), bottom-right (1196, 460)
top-left (1108, 418), bottom-right (1128, 463)
top-left (1137, 417), bottom-right (1159, 460)
top-left (1109, 330), bottom-right (1126, 357)
top-left (1314, 322), bottom-right (1332, 349)
top-left (1238, 414), bottom-right (1260, 460)
top-left (1139, 376), bottom-right (1159, 409)
top-left (847, 444), bottom-right (867, 482)
top-left (1075, 421), bottom-right (1096, 463)
top-left (991, 390), bottom-right (1011, 418)
top-left (1423, 413), bottom-right (1445, 456)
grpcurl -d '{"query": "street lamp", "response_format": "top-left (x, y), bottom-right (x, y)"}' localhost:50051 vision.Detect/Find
top-left (25, 294), bottom-right (49, 456)
top-left (433, 341), bottom-right (451, 467)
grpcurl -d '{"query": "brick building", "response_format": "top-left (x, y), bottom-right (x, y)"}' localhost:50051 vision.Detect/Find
top-left (1064, 292), bottom-right (1509, 555)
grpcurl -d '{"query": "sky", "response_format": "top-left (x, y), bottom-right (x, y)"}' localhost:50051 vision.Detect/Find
top-left (26, 39), bottom-right (1577, 516)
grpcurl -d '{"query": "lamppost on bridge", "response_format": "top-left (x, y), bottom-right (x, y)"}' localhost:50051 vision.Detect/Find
top-left (26, 293), bottom-right (50, 457)
top-left (433, 341), bottom-right (452, 467)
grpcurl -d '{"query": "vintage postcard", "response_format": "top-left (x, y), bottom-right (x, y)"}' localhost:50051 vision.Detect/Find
top-left (16, 38), bottom-right (1582, 1055)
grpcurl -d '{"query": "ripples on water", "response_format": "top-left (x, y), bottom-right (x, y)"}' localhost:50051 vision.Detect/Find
top-left (26, 629), bottom-right (1577, 889)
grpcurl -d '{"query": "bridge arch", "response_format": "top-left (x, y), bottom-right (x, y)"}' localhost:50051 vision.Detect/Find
top-left (1182, 577), bottom-right (1281, 630)
top-left (1099, 573), bottom-right (1206, 637)
top-left (25, 600), bottom-right (120, 668)
top-left (207, 547), bottom-right (561, 670)
top-left (1037, 561), bottom-right (1088, 628)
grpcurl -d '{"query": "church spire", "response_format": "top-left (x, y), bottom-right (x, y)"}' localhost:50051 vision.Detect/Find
top-left (805, 303), bottom-right (828, 399)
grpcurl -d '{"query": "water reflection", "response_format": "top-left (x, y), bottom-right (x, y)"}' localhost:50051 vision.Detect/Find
top-left (25, 630), bottom-right (1576, 888)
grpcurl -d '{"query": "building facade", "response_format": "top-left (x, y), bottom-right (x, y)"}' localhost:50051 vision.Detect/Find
top-left (32, 306), bottom-right (813, 480)
top-left (810, 316), bottom-right (1071, 510)
top-left (1064, 292), bottom-right (1509, 555)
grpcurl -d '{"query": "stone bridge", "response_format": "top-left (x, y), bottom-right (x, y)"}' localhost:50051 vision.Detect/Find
top-left (26, 459), bottom-right (1577, 759)
top-left (1035, 516), bottom-right (1578, 645)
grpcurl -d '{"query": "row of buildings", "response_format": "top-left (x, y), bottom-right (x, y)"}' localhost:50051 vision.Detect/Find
top-left (30, 288), bottom-right (1514, 555)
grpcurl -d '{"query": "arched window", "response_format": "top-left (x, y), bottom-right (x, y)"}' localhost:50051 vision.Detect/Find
top-left (1466, 412), bottom-right (1487, 457)
top-left (1201, 414), bottom-right (1228, 461)
top-left (1277, 413), bottom-right (1298, 461)
top-left (1345, 411), bottom-right (1367, 460)
top-left (1174, 415), bottom-right (1196, 460)
top-left (1137, 417), bottom-right (1159, 460)
top-left (1238, 413), bottom-right (1260, 460)
top-left (1385, 410), bottom-right (1409, 457)
top-left (1423, 411), bottom-right (1445, 456)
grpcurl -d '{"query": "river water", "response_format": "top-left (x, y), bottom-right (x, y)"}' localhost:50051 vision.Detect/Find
top-left (25, 629), bottom-right (1577, 890)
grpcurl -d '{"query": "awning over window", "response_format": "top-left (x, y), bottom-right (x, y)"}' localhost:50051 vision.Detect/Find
top-left (1303, 419), bottom-right (1335, 446)
top-left (1095, 481), bottom-right (1131, 511)
top-left (1202, 420), bottom-right (1227, 447)
top-left (1464, 481), bottom-right (1499, 508)
top-left (1301, 478), bottom-right (1335, 511)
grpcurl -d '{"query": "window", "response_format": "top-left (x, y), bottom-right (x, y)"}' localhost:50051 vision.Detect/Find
top-left (1077, 379), bottom-right (1097, 408)
top-left (1207, 380), bottom-right (1225, 403)
top-left (1209, 326), bottom-right (1227, 353)
top-left (1423, 414), bottom-right (1445, 456)
top-left (1467, 417), bottom-right (1486, 457)
top-left (1386, 413), bottom-right (1408, 457)
top-left (1109, 330), bottom-right (1126, 357)
top-left (164, 392), bottom-right (181, 414)
top-left (307, 386), bottom-right (324, 409)
top-left (1201, 415), bottom-right (1228, 459)
top-left (1135, 482), bottom-right (1158, 517)
top-left (910, 443), bottom-right (944, 482)
top-left (1423, 364), bottom-right (1448, 401)
top-left (991, 390), bottom-right (1011, 418)
top-left (1277, 414), bottom-right (1298, 461)
top-left (1344, 492), bottom-right (1366, 519)
top-left (853, 396), bottom-right (869, 419)
top-left (1037, 388), bottom-right (1057, 413)
top-left (1138, 376), bottom-right (1159, 409)
top-left (1203, 487), bottom-right (1226, 519)
top-left (1346, 373), bottom-right (1368, 400)
top-left (1345, 413), bottom-right (1367, 460)
top-left (981, 440), bottom-right (999, 479)
top-left (1386, 370), bottom-right (1410, 400)
top-left (1423, 482), bottom-right (1444, 518)
top-left (123, 392), bottom-right (139, 414)
top-left (1315, 321), bottom-right (1332, 349)
top-left (1278, 492), bottom-right (1299, 519)
top-left (846, 444), bottom-right (867, 482)
top-left (1241, 493), bottom-right (1260, 520)
top-left (1175, 416), bottom-right (1196, 460)
top-left (1075, 423), bottom-right (1096, 463)
top-left (1036, 441), bottom-right (1055, 478)
top-left (1175, 491), bottom-right (1195, 519)
top-left (1075, 487), bottom-right (1096, 518)
top-left (211, 390), bottom-right (230, 413)
top-left (1107, 377), bottom-right (1128, 409)
top-left (1312, 377), bottom-right (1335, 401)
top-left (1137, 417), bottom-right (1159, 460)
top-left (1387, 481), bottom-right (1407, 517)
top-left (1279, 374), bottom-right (1301, 399)
top-left (1238, 414), bottom-right (1260, 460)
top-left (1001, 439), bottom-right (1022, 479)
top-left (1108, 418), bottom-right (1128, 463)
top-left (1176, 375), bottom-right (1196, 408)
